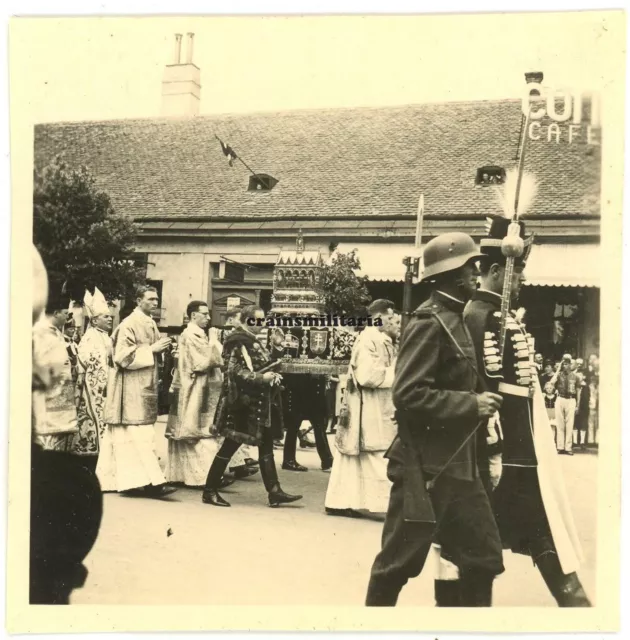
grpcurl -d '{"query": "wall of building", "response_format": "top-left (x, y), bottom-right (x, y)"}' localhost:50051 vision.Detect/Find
top-left (140, 237), bottom-right (332, 327)
top-left (146, 252), bottom-right (205, 326)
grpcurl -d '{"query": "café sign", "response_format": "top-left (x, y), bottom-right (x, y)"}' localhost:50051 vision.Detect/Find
top-left (522, 81), bottom-right (601, 145)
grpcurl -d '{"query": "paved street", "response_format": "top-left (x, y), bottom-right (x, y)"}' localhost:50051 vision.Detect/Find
top-left (74, 422), bottom-right (598, 607)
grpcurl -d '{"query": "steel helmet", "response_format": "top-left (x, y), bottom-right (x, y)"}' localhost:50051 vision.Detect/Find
top-left (421, 232), bottom-right (483, 280)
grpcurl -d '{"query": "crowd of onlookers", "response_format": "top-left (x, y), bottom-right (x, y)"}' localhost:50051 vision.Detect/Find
top-left (537, 352), bottom-right (600, 455)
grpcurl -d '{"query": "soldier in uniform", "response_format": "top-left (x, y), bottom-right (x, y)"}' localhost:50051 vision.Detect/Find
top-left (464, 216), bottom-right (590, 607)
top-left (365, 232), bottom-right (505, 607)
top-left (281, 372), bottom-right (334, 472)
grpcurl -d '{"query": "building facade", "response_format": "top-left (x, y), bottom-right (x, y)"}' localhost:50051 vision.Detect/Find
top-left (34, 60), bottom-right (601, 363)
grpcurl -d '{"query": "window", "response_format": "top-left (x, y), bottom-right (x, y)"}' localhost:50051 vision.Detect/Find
top-left (248, 173), bottom-right (279, 192)
top-left (475, 165), bottom-right (506, 186)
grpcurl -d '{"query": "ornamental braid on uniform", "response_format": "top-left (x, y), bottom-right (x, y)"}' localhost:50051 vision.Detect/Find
top-left (464, 215), bottom-right (590, 607)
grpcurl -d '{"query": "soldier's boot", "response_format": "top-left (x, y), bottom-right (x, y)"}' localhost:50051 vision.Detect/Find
top-left (434, 580), bottom-right (462, 607)
top-left (535, 552), bottom-right (591, 607)
top-left (201, 455), bottom-right (232, 507)
top-left (260, 453), bottom-right (303, 507)
top-left (365, 575), bottom-right (403, 606)
top-left (458, 569), bottom-right (494, 607)
top-left (434, 549), bottom-right (462, 606)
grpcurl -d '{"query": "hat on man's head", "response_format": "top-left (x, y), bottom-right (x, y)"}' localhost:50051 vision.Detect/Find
top-left (480, 216), bottom-right (534, 269)
top-left (562, 353), bottom-right (573, 362)
top-left (421, 232), bottom-right (483, 281)
top-left (83, 287), bottom-right (110, 318)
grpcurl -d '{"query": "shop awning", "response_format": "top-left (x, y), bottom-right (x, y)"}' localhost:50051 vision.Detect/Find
top-left (523, 244), bottom-right (600, 288)
top-left (334, 243), bottom-right (420, 282)
top-left (335, 242), bottom-right (600, 288)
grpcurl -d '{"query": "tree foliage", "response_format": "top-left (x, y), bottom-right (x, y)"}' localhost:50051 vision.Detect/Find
top-left (33, 156), bottom-right (144, 302)
top-left (321, 250), bottom-right (372, 316)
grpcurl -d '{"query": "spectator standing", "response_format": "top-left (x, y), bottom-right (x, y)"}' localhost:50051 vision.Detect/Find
top-left (551, 355), bottom-right (581, 455)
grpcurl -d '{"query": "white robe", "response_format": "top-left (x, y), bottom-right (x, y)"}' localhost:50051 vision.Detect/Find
top-left (98, 308), bottom-right (166, 492)
top-left (165, 324), bottom-right (223, 486)
top-left (326, 327), bottom-right (397, 513)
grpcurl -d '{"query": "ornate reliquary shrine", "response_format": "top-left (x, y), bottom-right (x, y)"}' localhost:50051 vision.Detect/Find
top-left (266, 232), bottom-right (355, 375)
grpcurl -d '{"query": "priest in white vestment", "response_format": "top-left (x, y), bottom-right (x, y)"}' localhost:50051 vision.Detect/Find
top-left (67, 288), bottom-right (113, 472)
top-left (100, 285), bottom-right (176, 497)
top-left (325, 300), bottom-right (400, 517)
top-left (165, 300), bottom-right (224, 486)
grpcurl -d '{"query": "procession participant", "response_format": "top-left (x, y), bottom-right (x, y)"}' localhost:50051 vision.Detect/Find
top-left (32, 285), bottom-right (79, 453)
top-left (64, 318), bottom-right (80, 385)
top-left (280, 370), bottom-right (333, 471)
top-left (31, 249), bottom-right (103, 604)
top-left (465, 215), bottom-right (590, 607)
top-left (66, 287), bottom-right (114, 473)
top-left (165, 300), bottom-right (226, 486)
top-left (222, 307), bottom-right (261, 468)
top-left (365, 233), bottom-right (505, 608)
top-left (99, 285), bottom-right (177, 498)
top-left (325, 299), bottom-right (400, 518)
top-left (202, 305), bottom-right (302, 508)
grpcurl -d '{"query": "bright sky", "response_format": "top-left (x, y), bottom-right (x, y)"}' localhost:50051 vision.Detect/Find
top-left (10, 12), bottom-right (621, 124)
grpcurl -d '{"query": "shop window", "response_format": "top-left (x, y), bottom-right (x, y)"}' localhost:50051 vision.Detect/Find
top-left (475, 165), bottom-right (506, 185)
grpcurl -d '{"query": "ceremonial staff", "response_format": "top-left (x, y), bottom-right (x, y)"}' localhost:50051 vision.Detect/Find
top-left (497, 108), bottom-right (536, 357)
top-left (401, 194), bottom-right (424, 335)
top-left (422, 112), bottom-right (538, 493)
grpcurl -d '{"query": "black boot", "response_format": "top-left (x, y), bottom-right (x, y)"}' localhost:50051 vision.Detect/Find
top-left (434, 579), bottom-right (462, 607)
top-left (365, 576), bottom-right (402, 606)
top-left (260, 453), bottom-right (302, 507)
top-left (202, 489), bottom-right (231, 507)
top-left (312, 420), bottom-right (334, 469)
top-left (282, 460), bottom-right (308, 472)
top-left (232, 465), bottom-right (259, 479)
top-left (202, 453), bottom-right (233, 506)
top-left (536, 552), bottom-right (591, 607)
top-left (459, 569), bottom-right (494, 607)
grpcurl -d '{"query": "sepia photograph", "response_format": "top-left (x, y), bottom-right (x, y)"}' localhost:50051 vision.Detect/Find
top-left (7, 8), bottom-right (625, 634)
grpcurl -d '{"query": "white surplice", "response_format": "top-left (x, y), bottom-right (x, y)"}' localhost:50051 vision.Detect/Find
top-left (98, 308), bottom-right (166, 492)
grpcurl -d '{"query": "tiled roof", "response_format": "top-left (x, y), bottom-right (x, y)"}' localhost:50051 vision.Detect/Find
top-left (34, 100), bottom-right (601, 219)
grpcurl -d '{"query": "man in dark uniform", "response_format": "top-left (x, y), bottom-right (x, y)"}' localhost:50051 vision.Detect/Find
top-left (365, 232), bottom-right (505, 607)
top-left (281, 373), bottom-right (334, 472)
top-left (464, 216), bottom-right (590, 607)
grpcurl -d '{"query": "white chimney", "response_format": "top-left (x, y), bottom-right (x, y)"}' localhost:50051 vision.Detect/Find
top-left (161, 32), bottom-right (201, 117)
top-left (173, 33), bottom-right (182, 64)
top-left (186, 33), bottom-right (194, 64)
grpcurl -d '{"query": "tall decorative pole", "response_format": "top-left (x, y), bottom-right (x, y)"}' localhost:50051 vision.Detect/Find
top-left (401, 194), bottom-right (424, 335)
top-left (497, 109), bottom-right (536, 357)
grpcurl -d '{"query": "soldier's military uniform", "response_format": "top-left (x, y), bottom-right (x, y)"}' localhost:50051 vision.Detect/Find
top-left (365, 233), bottom-right (504, 607)
top-left (464, 216), bottom-right (590, 607)
top-left (282, 373), bottom-right (333, 471)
